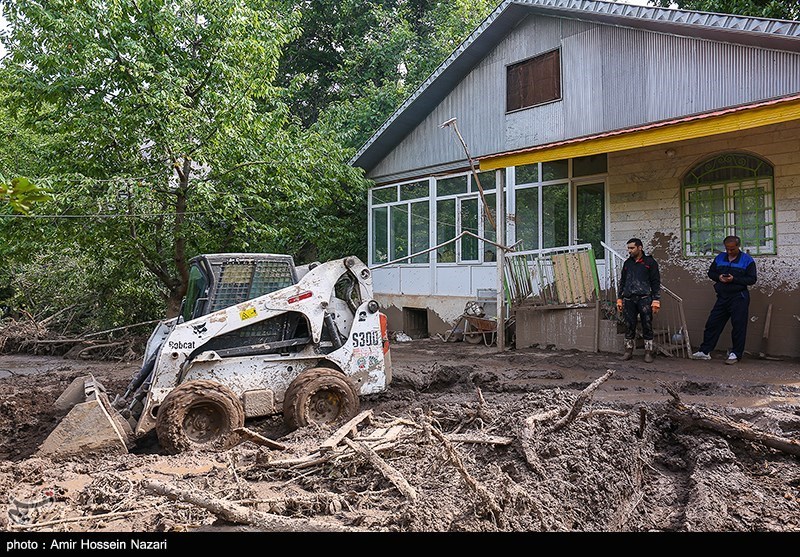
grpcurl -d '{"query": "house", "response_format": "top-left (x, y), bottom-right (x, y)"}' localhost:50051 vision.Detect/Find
top-left (351, 0), bottom-right (800, 358)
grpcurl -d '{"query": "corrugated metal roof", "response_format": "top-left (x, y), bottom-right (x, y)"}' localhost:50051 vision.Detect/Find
top-left (351, 0), bottom-right (800, 173)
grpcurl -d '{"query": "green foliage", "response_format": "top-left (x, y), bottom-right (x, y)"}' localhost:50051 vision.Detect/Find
top-left (3, 244), bottom-right (164, 333)
top-left (0, 0), bottom-right (373, 325)
top-left (0, 175), bottom-right (50, 214)
top-left (279, 0), bottom-right (497, 149)
top-left (649, 0), bottom-right (799, 19)
top-left (0, 0), bottom-right (498, 335)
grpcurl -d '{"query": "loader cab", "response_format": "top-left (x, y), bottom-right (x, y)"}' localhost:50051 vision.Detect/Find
top-left (179, 253), bottom-right (299, 323)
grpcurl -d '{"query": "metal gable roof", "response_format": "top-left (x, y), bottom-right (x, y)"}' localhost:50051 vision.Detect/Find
top-left (350, 0), bottom-right (800, 173)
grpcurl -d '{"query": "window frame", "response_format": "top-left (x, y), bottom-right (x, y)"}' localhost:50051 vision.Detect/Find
top-left (506, 48), bottom-right (562, 114)
top-left (510, 156), bottom-right (608, 258)
top-left (681, 153), bottom-right (776, 257)
top-left (434, 171), bottom-right (497, 265)
top-left (369, 179), bottom-right (432, 267)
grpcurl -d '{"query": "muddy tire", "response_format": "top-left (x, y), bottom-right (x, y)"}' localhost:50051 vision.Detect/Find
top-left (155, 380), bottom-right (245, 454)
top-left (283, 368), bottom-right (359, 430)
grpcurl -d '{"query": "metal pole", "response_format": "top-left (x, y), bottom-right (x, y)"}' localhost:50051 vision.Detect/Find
top-left (440, 117), bottom-right (495, 228)
top-left (496, 168), bottom-right (505, 352)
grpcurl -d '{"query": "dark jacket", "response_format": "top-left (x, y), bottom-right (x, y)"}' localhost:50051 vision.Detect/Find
top-left (708, 251), bottom-right (757, 297)
top-left (619, 254), bottom-right (661, 300)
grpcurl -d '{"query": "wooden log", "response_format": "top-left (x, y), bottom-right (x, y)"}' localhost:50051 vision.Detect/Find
top-left (666, 399), bottom-right (800, 458)
top-left (141, 479), bottom-right (358, 532)
top-left (343, 437), bottom-right (417, 502)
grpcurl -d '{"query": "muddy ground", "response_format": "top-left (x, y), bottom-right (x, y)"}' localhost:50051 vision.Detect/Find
top-left (1, 338), bottom-right (800, 534)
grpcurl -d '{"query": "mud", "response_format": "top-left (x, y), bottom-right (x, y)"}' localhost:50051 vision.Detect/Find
top-left (1, 340), bottom-right (800, 533)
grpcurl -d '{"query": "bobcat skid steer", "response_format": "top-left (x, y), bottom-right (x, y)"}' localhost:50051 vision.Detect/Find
top-left (39, 254), bottom-right (392, 457)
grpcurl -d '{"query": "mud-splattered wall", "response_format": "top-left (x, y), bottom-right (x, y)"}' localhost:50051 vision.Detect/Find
top-left (608, 119), bottom-right (800, 358)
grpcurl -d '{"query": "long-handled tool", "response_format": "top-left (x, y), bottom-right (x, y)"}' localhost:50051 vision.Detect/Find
top-left (758, 303), bottom-right (782, 361)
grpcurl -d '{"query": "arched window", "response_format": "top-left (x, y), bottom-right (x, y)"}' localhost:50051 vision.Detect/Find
top-left (681, 153), bottom-right (775, 256)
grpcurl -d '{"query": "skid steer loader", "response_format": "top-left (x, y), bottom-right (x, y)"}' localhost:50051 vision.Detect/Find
top-left (39, 253), bottom-right (392, 457)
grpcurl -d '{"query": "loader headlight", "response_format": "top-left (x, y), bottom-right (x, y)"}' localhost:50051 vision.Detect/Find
top-left (367, 300), bottom-right (379, 314)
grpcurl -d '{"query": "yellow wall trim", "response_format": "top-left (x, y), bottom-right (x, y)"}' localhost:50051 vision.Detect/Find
top-left (479, 97), bottom-right (800, 171)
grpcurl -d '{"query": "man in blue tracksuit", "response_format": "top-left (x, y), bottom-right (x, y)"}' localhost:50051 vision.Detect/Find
top-left (691, 235), bottom-right (757, 365)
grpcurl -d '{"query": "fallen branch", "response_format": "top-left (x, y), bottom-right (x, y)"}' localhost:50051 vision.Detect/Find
top-left (428, 424), bottom-right (504, 524)
top-left (141, 479), bottom-right (358, 532)
top-left (82, 319), bottom-right (162, 338)
top-left (8, 507), bottom-right (156, 530)
top-left (342, 437), bottom-right (417, 502)
top-left (232, 427), bottom-right (287, 450)
top-left (665, 391), bottom-right (800, 458)
top-left (525, 408), bottom-right (561, 427)
top-left (548, 369), bottom-right (615, 433)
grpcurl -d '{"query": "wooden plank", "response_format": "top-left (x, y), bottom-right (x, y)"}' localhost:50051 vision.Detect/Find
top-left (319, 409), bottom-right (373, 452)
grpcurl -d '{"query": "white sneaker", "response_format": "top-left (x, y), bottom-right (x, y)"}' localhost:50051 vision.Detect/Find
top-left (726, 353), bottom-right (739, 365)
top-left (691, 351), bottom-right (711, 360)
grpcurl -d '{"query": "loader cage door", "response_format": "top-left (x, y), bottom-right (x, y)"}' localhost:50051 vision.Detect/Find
top-left (181, 264), bottom-right (208, 322)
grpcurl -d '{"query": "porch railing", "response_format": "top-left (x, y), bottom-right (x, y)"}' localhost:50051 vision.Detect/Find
top-left (503, 243), bottom-right (600, 307)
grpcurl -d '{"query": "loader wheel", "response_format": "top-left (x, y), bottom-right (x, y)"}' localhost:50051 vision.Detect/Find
top-left (283, 368), bottom-right (359, 430)
top-left (155, 380), bottom-right (245, 454)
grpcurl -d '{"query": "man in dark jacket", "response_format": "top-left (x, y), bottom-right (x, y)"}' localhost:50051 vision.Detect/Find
top-left (691, 235), bottom-right (757, 365)
top-left (616, 238), bottom-right (661, 362)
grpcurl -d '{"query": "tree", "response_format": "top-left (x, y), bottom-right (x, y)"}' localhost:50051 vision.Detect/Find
top-left (277, 0), bottom-right (497, 149)
top-left (649, 0), bottom-right (799, 20)
top-left (0, 0), bottom-right (370, 322)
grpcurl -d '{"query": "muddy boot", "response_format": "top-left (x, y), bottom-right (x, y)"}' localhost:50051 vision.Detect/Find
top-left (644, 340), bottom-right (655, 363)
top-left (619, 339), bottom-right (634, 361)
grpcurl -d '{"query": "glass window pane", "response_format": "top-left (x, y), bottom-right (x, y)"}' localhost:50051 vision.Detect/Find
top-left (390, 205), bottom-right (408, 262)
top-left (400, 180), bottom-right (429, 201)
top-left (576, 183), bottom-right (605, 259)
top-left (573, 154), bottom-right (607, 177)
top-left (686, 188), bottom-right (725, 255)
top-left (733, 184), bottom-right (767, 249)
top-left (437, 175), bottom-right (468, 196)
top-left (483, 193), bottom-right (497, 262)
top-left (182, 264), bottom-right (207, 322)
top-left (542, 160), bottom-right (568, 181)
top-left (372, 186), bottom-right (397, 204)
top-left (542, 183), bottom-right (568, 248)
top-left (436, 199), bottom-right (456, 263)
top-left (473, 171), bottom-right (495, 192)
top-left (410, 201), bottom-right (430, 264)
top-left (460, 198), bottom-right (479, 261)
top-left (516, 163), bottom-right (538, 185)
top-left (372, 207), bottom-right (388, 263)
top-left (515, 188), bottom-right (539, 251)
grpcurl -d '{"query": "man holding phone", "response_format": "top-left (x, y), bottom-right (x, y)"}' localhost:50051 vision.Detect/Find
top-left (691, 236), bottom-right (757, 364)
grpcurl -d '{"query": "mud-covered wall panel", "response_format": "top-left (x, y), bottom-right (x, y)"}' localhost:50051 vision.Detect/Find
top-left (608, 119), bottom-right (800, 358)
top-left (375, 293), bottom-right (473, 336)
top-left (515, 307), bottom-right (623, 352)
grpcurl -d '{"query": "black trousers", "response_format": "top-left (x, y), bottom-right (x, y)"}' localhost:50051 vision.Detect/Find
top-left (622, 296), bottom-right (654, 341)
top-left (699, 291), bottom-right (750, 358)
